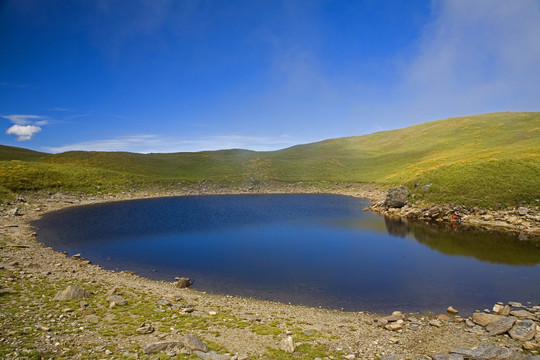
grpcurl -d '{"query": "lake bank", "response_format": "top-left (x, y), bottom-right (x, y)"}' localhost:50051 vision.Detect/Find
top-left (1, 187), bottom-right (539, 359)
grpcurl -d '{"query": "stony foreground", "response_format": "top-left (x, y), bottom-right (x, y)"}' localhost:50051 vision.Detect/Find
top-left (1, 191), bottom-right (540, 359)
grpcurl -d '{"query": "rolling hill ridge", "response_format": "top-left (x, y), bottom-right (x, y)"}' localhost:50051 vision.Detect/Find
top-left (1, 112), bottom-right (539, 208)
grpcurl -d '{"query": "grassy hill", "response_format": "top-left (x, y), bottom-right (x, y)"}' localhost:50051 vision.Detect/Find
top-left (1, 112), bottom-right (539, 208)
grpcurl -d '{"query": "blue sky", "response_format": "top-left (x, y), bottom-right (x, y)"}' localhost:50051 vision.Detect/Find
top-left (1, 0), bottom-right (539, 153)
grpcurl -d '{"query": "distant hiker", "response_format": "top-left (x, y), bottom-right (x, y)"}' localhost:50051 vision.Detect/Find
top-left (451, 212), bottom-right (461, 222)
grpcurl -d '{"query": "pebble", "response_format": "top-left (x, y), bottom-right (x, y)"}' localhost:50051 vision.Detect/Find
top-left (446, 306), bottom-right (459, 314)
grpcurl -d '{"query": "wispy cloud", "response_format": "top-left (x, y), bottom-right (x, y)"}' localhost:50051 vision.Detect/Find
top-left (2, 114), bottom-right (47, 126)
top-left (3, 114), bottom-right (49, 141)
top-left (397, 0), bottom-right (540, 122)
top-left (42, 134), bottom-right (303, 154)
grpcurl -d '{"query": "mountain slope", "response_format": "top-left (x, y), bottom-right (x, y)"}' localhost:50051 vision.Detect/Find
top-left (1, 112), bottom-right (538, 207)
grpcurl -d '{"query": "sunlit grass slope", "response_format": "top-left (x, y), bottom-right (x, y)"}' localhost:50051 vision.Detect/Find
top-left (1, 112), bottom-right (538, 208)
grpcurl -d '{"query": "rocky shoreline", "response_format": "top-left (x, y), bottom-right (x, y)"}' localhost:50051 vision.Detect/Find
top-left (1, 187), bottom-right (539, 359)
top-left (369, 187), bottom-right (540, 239)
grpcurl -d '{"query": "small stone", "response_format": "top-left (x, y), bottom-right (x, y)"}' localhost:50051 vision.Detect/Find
top-left (465, 319), bottom-right (475, 327)
top-left (429, 319), bottom-right (443, 328)
top-left (208, 311), bottom-right (217, 316)
top-left (523, 341), bottom-right (540, 351)
top-left (106, 295), bottom-right (127, 306)
top-left (385, 321), bottom-right (404, 331)
top-left (143, 341), bottom-right (183, 354)
top-left (183, 334), bottom-right (209, 352)
top-left (431, 354), bottom-right (464, 360)
top-left (501, 305), bottom-right (511, 316)
top-left (180, 305), bottom-right (195, 313)
top-left (383, 313), bottom-right (404, 322)
top-left (486, 317), bottom-right (517, 336)
top-left (194, 351), bottom-right (230, 360)
top-left (379, 355), bottom-right (407, 360)
top-left (53, 285), bottom-right (90, 300)
top-left (509, 319), bottom-right (536, 341)
top-left (105, 287), bottom-right (118, 297)
top-left (157, 300), bottom-right (172, 306)
top-left (174, 277), bottom-right (193, 288)
top-left (377, 318), bottom-right (389, 328)
top-left (280, 336), bottom-right (295, 353)
top-left (492, 303), bottom-right (505, 315)
top-left (437, 314), bottom-right (450, 321)
top-left (447, 306), bottom-right (459, 314)
top-left (105, 349), bottom-right (112, 355)
top-left (508, 301), bottom-right (523, 308)
top-left (136, 323), bottom-right (154, 334)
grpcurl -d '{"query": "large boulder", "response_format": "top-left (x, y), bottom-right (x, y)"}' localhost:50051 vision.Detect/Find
top-left (472, 313), bottom-right (506, 327)
top-left (509, 319), bottom-right (536, 341)
top-left (385, 187), bottom-right (409, 208)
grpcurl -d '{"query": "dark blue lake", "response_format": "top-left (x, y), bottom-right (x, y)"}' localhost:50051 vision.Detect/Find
top-left (32, 194), bottom-right (540, 314)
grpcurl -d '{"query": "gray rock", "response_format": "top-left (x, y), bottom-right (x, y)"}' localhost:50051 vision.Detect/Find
top-left (510, 310), bottom-right (535, 319)
top-left (136, 323), bottom-right (154, 334)
top-left (450, 349), bottom-right (474, 357)
top-left (380, 355), bottom-right (407, 360)
top-left (383, 313), bottom-right (405, 322)
top-left (509, 320), bottom-right (536, 341)
top-left (472, 313), bottom-right (505, 327)
top-left (518, 207), bottom-right (529, 216)
top-left (194, 351), bottom-right (230, 360)
top-left (431, 354), bottom-right (464, 360)
top-left (143, 341), bottom-right (183, 354)
top-left (509, 301), bottom-right (523, 308)
top-left (523, 341), bottom-right (540, 351)
top-left (106, 295), bottom-right (127, 306)
top-left (53, 285), bottom-right (90, 300)
top-left (469, 344), bottom-right (525, 360)
top-left (183, 334), bottom-right (209, 352)
top-left (429, 319), bottom-right (443, 328)
top-left (280, 336), bottom-right (295, 353)
top-left (385, 187), bottom-right (409, 208)
top-left (467, 325), bottom-right (485, 335)
top-left (486, 317), bottom-right (517, 336)
top-left (174, 277), bottom-right (193, 288)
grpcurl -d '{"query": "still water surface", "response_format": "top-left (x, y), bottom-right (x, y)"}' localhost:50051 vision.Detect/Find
top-left (32, 194), bottom-right (540, 314)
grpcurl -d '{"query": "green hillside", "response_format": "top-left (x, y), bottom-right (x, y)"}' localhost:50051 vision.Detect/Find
top-left (1, 112), bottom-right (539, 208)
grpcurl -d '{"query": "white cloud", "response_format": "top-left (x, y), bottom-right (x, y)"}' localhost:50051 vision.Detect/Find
top-left (2, 114), bottom-right (49, 141)
top-left (6, 124), bottom-right (42, 141)
top-left (42, 134), bottom-right (306, 154)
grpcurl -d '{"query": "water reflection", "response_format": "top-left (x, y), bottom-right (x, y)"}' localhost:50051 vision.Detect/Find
top-left (32, 194), bottom-right (540, 314)
top-left (383, 217), bottom-right (540, 266)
